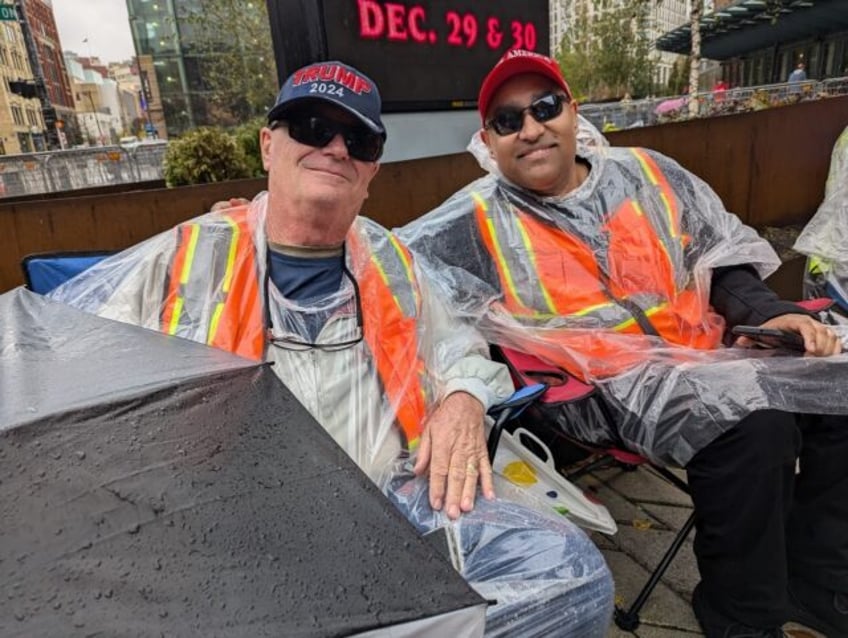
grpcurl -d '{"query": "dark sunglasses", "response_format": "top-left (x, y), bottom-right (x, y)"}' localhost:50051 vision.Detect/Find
top-left (485, 93), bottom-right (570, 136)
top-left (271, 112), bottom-right (384, 162)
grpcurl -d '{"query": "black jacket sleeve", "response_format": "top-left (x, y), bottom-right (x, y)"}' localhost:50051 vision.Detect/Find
top-left (710, 264), bottom-right (812, 330)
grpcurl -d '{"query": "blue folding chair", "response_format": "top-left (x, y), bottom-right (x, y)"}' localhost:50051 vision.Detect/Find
top-left (21, 251), bottom-right (113, 294)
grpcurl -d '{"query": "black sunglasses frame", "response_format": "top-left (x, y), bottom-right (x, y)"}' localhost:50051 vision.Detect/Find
top-left (263, 249), bottom-right (365, 352)
top-left (485, 93), bottom-right (570, 136)
top-left (270, 112), bottom-right (384, 162)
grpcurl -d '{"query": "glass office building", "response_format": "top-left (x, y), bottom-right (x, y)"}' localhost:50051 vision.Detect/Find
top-left (126, 0), bottom-right (275, 136)
top-left (657, 0), bottom-right (848, 87)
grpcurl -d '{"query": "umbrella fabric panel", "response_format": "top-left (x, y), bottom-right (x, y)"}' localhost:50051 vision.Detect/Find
top-left (1, 362), bottom-right (483, 636)
top-left (0, 288), bottom-right (258, 432)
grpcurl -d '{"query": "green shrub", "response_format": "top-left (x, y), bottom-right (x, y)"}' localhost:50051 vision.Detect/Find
top-left (163, 127), bottom-right (253, 187)
top-left (232, 116), bottom-right (266, 178)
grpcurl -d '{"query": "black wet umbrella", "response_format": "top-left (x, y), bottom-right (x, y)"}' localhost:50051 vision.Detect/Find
top-left (1, 290), bottom-right (485, 637)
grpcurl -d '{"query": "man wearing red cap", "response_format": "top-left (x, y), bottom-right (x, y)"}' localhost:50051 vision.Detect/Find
top-left (399, 50), bottom-right (848, 638)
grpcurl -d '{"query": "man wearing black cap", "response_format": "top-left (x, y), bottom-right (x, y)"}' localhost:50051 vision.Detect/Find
top-left (51, 59), bottom-right (615, 637)
top-left (399, 50), bottom-right (848, 638)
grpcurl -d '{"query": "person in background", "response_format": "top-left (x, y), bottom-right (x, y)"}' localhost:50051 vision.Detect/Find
top-left (788, 62), bottom-right (807, 83)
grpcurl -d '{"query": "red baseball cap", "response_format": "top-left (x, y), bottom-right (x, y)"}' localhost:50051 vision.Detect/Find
top-left (478, 50), bottom-right (573, 123)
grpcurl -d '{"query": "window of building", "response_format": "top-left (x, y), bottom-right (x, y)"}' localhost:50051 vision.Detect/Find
top-left (839, 39), bottom-right (848, 76)
top-left (808, 44), bottom-right (820, 79)
top-left (752, 55), bottom-right (764, 85)
top-left (11, 104), bottom-right (24, 126)
top-left (822, 40), bottom-right (836, 78)
top-left (17, 132), bottom-right (31, 153)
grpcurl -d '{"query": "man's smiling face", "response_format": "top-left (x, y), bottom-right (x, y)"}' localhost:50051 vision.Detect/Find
top-left (481, 73), bottom-right (581, 197)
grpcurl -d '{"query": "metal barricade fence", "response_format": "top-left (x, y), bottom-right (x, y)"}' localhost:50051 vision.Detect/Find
top-left (579, 76), bottom-right (848, 133)
top-left (0, 142), bottom-right (168, 199)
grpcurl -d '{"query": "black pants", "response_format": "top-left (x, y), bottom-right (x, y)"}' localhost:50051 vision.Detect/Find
top-left (686, 410), bottom-right (848, 628)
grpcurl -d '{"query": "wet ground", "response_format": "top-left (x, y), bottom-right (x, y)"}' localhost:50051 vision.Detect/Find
top-left (571, 464), bottom-right (825, 637)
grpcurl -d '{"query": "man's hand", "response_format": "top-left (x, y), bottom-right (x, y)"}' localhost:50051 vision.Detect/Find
top-left (413, 391), bottom-right (493, 520)
top-left (735, 313), bottom-right (842, 357)
top-left (210, 197), bottom-right (250, 213)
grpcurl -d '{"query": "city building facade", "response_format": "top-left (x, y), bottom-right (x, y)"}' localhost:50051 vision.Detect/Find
top-left (134, 54), bottom-right (166, 140)
top-left (0, 16), bottom-right (45, 153)
top-left (65, 53), bottom-right (123, 146)
top-left (657, 0), bottom-right (848, 88)
top-left (648, 0), bottom-right (690, 89)
top-left (127, 0), bottom-right (278, 136)
top-left (19, 0), bottom-right (75, 148)
top-left (108, 61), bottom-right (144, 136)
top-left (559, 0), bottom-right (694, 93)
top-left (550, 0), bottom-right (568, 56)
top-left (125, 0), bottom-right (193, 136)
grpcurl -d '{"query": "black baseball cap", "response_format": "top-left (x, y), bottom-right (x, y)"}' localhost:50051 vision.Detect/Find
top-left (267, 61), bottom-right (385, 135)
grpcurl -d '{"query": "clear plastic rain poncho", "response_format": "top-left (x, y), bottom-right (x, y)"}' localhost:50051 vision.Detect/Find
top-left (398, 117), bottom-right (848, 467)
top-left (794, 125), bottom-right (848, 324)
top-left (48, 193), bottom-right (613, 638)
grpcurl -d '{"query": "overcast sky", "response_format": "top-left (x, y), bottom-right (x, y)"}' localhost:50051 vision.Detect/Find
top-left (52, 0), bottom-right (136, 64)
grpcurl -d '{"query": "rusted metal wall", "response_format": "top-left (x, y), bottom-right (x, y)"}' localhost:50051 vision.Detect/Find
top-left (606, 95), bottom-right (848, 228)
top-left (0, 155), bottom-right (484, 292)
top-left (2, 96), bottom-right (846, 293)
top-left (0, 178), bottom-right (266, 293)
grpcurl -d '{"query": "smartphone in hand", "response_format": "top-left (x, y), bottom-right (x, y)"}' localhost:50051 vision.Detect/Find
top-left (731, 325), bottom-right (806, 352)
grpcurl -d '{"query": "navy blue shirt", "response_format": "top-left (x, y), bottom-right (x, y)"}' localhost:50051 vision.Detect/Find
top-left (267, 245), bottom-right (345, 341)
top-left (267, 246), bottom-right (344, 302)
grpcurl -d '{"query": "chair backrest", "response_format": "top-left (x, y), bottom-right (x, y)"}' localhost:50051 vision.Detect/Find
top-left (494, 345), bottom-right (596, 403)
top-left (21, 251), bottom-right (114, 294)
top-left (490, 344), bottom-right (616, 467)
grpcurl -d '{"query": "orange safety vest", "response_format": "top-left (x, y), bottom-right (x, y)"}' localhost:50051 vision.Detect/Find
top-left (161, 209), bottom-right (428, 449)
top-left (475, 148), bottom-right (725, 379)
top-left (161, 208), bottom-right (264, 360)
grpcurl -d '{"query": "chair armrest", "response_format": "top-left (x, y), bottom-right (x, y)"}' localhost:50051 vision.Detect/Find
top-left (796, 297), bottom-right (835, 313)
top-left (486, 383), bottom-right (547, 463)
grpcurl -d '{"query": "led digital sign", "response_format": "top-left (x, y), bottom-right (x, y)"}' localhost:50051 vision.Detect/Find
top-left (266, 0), bottom-right (550, 111)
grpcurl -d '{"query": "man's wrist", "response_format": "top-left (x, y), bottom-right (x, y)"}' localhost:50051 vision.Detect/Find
top-left (443, 379), bottom-right (495, 412)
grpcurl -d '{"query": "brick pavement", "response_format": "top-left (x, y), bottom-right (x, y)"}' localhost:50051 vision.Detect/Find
top-left (570, 465), bottom-right (826, 638)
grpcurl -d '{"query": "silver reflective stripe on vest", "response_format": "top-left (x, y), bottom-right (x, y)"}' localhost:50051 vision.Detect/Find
top-left (168, 217), bottom-right (241, 344)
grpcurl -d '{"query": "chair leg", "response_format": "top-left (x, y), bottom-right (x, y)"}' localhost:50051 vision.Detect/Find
top-left (649, 464), bottom-right (690, 495)
top-left (564, 454), bottom-right (614, 481)
top-left (613, 511), bottom-right (696, 631)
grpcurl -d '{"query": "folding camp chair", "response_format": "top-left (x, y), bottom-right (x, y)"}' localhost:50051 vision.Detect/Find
top-left (490, 344), bottom-right (689, 631)
top-left (489, 297), bottom-right (836, 631)
top-left (21, 251), bottom-right (114, 294)
top-left (486, 369), bottom-right (618, 535)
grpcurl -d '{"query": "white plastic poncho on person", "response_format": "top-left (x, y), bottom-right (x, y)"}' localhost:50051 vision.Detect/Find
top-left (794, 125), bottom-right (848, 323)
top-left (48, 193), bottom-right (614, 638)
top-left (398, 117), bottom-right (848, 467)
